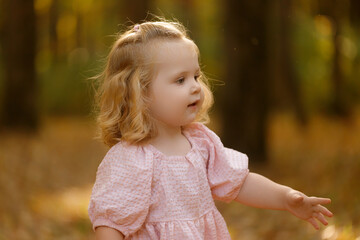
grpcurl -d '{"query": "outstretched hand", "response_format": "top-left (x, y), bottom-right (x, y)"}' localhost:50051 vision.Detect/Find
top-left (284, 189), bottom-right (333, 230)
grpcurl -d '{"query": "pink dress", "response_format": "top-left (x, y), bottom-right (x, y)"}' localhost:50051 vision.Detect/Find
top-left (88, 122), bottom-right (249, 239)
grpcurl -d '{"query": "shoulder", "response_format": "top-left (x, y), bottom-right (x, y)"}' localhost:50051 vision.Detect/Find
top-left (185, 122), bottom-right (221, 140)
top-left (99, 140), bottom-right (149, 169)
top-left (106, 140), bottom-right (143, 156)
top-left (184, 122), bottom-right (223, 147)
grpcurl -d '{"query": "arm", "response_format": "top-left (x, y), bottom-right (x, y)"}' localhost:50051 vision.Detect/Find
top-left (234, 172), bottom-right (333, 230)
top-left (95, 226), bottom-right (125, 240)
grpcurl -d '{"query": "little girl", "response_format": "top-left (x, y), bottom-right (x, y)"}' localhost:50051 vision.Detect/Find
top-left (88, 19), bottom-right (333, 240)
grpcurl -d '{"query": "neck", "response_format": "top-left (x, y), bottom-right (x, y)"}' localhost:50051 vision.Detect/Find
top-left (151, 119), bottom-right (182, 143)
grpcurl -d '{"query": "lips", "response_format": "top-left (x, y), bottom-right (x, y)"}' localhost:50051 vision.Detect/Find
top-left (188, 100), bottom-right (199, 107)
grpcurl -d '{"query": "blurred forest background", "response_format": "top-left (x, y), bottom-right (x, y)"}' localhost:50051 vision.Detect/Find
top-left (0, 0), bottom-right (359, 239)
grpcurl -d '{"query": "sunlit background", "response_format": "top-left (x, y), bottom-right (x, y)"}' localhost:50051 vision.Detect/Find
top-left (0, 0), bottom-right (359, 239)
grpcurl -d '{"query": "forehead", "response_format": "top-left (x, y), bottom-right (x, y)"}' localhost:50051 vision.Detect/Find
top-left (149, 38), bottom-right (199, 75)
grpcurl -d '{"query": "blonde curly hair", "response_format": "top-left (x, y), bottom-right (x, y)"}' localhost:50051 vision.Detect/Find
top-left (91, 19), bottom-right (214, 148)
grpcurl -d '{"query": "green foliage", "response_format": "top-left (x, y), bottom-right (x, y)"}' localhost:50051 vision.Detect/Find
top-left (38, 58), bottom-right (88, 115)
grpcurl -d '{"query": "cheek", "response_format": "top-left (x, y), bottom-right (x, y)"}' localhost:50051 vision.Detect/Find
top-left (158, 90), bottom-right (185, 112)
top-left (150, 86), bottom-right (181, 116)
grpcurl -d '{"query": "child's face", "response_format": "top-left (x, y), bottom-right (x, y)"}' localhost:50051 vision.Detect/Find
top-left (148, 38), bottom-right (204, 127)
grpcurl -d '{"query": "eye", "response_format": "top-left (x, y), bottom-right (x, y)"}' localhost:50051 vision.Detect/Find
top-left (176, 77), bottom-right (185, 84)
top-left (194, 75), bottom-right (200, 81)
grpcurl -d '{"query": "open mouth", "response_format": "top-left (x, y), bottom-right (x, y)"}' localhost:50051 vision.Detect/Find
top-left (188, 100), bottom-right (199, 107)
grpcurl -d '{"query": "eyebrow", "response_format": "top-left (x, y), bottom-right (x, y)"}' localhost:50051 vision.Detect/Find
top-left (174, 68), bottom-right (201, 76)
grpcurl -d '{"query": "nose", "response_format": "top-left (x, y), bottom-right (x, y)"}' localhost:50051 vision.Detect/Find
top-left (190, 79), bottom-right (201, 94)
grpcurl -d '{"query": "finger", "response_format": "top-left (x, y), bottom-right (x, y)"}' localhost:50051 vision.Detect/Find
top-left (309, 197), bottom-right (331, 205)
top-left (313, 212), bottom-right (328, 226)
top-left (307, 217), bottom-right (320, 230)
top-left (315, 205), bottom-right (333, 217)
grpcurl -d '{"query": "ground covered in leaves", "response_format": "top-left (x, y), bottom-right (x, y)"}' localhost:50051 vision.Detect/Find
top-left (0, 110), bottom-right (359, 239)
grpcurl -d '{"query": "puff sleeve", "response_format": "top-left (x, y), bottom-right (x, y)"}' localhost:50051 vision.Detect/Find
top-left (87, 141), bottom-right (153, 239)
top-left (194, 123), bottom-right (250, 203)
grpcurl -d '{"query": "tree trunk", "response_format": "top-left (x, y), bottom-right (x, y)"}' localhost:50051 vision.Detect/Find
top-left (279, 0), bottom-right (307, 125)
top-left (331, 20), bottom-right (349, 116)
top-left (220, 0), bottom-right (270, 162)
top-left (120, 0), bottom-right (150, 23)
top-left (349, 0), bottom-right (360, 27)
top-left (1, 0), bottom-right (39, 131)
top-left (318, 0), bottom-right (350, 117)
top-left (49, 0), bottom-right (59, 58)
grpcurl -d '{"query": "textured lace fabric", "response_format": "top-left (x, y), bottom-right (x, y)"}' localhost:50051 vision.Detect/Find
top-left (88, 122), bottom-right (249, 239)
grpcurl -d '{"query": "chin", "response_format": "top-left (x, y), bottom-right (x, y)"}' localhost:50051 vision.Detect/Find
top-left (181, 121), bottom-right (194, 128)
top-left (182, 117), bottom-right (197, 126)
top-left (178, 112), bottom-right (199, 126)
